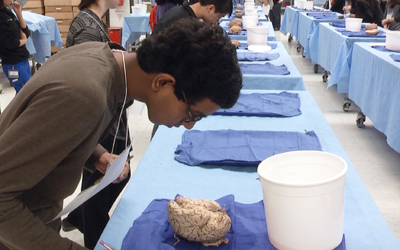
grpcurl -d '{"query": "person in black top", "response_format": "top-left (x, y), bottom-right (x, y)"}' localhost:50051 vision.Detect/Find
top-left (0, 0), bottom-right (31, 94)
top-left (350, 0), bottom-right (383, 25)
top-left (331, 0), bottom-right (346, 13)
top-left (270, 0), bottom-right (282, 30)
top-left (152, 0), bottom-right (233, 35)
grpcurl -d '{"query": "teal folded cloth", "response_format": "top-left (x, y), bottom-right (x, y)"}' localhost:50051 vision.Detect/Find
top-left (240, 62), bottom-right (290, 75)
top-left (121, 195), bottom-right (347, 250)
top-left (335, 28), bottom-right (386, 37)
top-left (237, 51), bottom-right (280, 61)
top-left (390, 53), bottom-right (400, 62)
top-left (213, 92), bottom-right (301, 117)
top-left (238, 42), bottom-right (277, 50)
top-left (174, 130), bottom-right (322, 166)
top-left (307, 12), bottom-right (338, 19)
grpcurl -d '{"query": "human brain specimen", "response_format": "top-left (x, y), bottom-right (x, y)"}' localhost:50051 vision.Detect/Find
top-left (167, 196), bottom-right (231, 247)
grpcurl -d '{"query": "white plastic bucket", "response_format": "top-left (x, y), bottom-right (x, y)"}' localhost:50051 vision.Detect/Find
top-left (245, 12), bottom-right (259, 23)
top-left (257, 151), bottom-right (348, 250)
top-left (304, 0), bottom-right (314, 10)
top-left (246, 8), bottom-right (258, 14)
top-left (345, 17), bottom-right (362, 32)
top-left (245, 3), bottom-right (255, 10)
top-left (131, 6), bottom-right (142, 16)
top-left (243, 16), bottom-right (258, 29)
top-left (247, 25), bottom-right (268, 45)
top-left (133, 4), bottom-right (147, 15)
top-left (386, 30), bottom-right (400, 51)
top-left (296, 0), bottom-right (306, 8)
top-left (245, 0), bottom-right (254, 3)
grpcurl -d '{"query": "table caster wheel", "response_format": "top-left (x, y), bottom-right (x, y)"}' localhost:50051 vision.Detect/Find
top-left (322, 74), bottom-right (328, 82)
top-left (296, 45), bottom-right (301, 52)
top-left (343, 101), bottom-right (351, 112)
top-left (288, 35), bottom-right (293, 43)
top-left (356, 112), bottom-right (366, 128)
top-left (313, 64), bottom-right (318, 73)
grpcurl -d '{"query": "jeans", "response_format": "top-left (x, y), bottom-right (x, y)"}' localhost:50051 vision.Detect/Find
top-left (2, 59), bottom-right (31, 94)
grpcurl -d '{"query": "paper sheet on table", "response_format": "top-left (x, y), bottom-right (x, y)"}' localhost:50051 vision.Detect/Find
top-left (51, 146), bottom-right (131, 221)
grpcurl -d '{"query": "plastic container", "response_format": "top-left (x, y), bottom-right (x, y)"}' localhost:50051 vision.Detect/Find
top-left (303, 0), bottom-right (314, 10)
top-left (295, 0), bottom-right (306, 8)
top-left (132, 4), bottom-right (147, 15)
top-left (245, 12), bottom-right (259, 23)
top-left (243, 15), bottom-right (258, 29)
top-left (257, 151), bottom-right (348, 250)
top-left (386, 30), bottom-right (400, 51)
top-left (244, 3), bottom-right (255, 10)
top-left (345, 17), bottom-right (363, 32)
top-left (247, 25), bottom-right (268, 45)
top-left (245, 8), bottom-right (258, 14)
top-left (131, 6), bottom-right (142, 16)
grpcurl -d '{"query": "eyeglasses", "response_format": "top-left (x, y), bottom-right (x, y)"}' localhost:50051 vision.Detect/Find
top-left (181, 91), bottom-right (203, 123)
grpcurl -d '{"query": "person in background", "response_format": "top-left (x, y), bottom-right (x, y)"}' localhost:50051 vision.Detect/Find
top-left (156, 0), bottom-right (183, 22)
top-left (271, 0), bottom-right (282, 30)
top-left (0, 18), bottom-right (242, 250)
top-left (0, 0), bottom-right (30, 94)
top-left (65, 0), bottom-right (132, 249)
top-left (255, 0), bottom-right (263, 6)
top-left (152, 0), bottom-right (233, 35)
top-left (349, 0), bottom-right (383, 25)
top-left (263, 0), bottom-right (272, 20)
top-left (329, 0), bottom-right (346, 13)
top-left (382, 0), bottom-right (400, 30)
top-left (380, 0), bottom-right (387, 13)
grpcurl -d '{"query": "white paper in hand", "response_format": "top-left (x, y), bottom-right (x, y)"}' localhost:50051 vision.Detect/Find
top-left (51, 146), bottom-right (131, 221)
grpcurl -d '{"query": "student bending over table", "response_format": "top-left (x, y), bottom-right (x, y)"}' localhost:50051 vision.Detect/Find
top-left (0, 18), bottom-right (242, 250)
top-left (152, 0), bottom-right (233, 35)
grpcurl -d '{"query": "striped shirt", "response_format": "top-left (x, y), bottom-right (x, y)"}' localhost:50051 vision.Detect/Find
top-left (66, 8), bottom-right (110, 48)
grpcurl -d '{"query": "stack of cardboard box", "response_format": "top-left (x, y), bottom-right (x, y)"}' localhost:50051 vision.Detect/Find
top-left (24, 0), bottom-right (45, 15)
top-left (44, 0), bottom-right (80, 46)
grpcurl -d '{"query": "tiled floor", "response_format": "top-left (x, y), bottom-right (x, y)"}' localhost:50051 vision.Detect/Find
top-left (0, 29), bottom-right (399, 248)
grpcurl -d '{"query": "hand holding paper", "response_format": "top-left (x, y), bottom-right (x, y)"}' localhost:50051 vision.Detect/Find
top-left (51, 146), bottom-right (131, 221)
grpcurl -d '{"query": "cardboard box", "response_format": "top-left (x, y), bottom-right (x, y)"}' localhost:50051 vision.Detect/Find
top-left (71, 0), bottom-right (80, 6)
top-left (51, 45), bottom-right (61, 53)
top-left (45, 6), bottom-right (73, 12)
top-left (44, 0), bottom-right (71, 6)
top-left (24, 7), bottom-right (45, 14)
top-left (59, 32), bottom-right (69, 39)
top-left (55, 19), bottom-right (73, 26)
top-left (24, 1), bottom-right (44, 8)
top-left (57, 24), bottom-right (70, 33)
top-left (72, 6), bottom-right (79, 13)
top-left (45, 12), bottom-right (74, 19)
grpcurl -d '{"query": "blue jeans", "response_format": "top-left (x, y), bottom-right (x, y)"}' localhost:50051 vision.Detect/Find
top-left (2, 59), bottom-right (31, 94)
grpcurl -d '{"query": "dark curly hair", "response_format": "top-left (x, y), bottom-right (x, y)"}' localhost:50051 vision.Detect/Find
top-left (137, 18), bottom-right (242, 109)
top-left (200, 0), bottom-right (233, 15)
top-left (156, 0), bottom-right (184, 5)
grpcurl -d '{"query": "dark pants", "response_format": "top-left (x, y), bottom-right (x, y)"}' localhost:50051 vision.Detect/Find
top-left (66, 133), bottom-right (131, 249)
top-left (271, 3), bottom-right (282, 30)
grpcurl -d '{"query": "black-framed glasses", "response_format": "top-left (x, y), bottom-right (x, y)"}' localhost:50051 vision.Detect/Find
top-left (181, 91), bottom-right (203, 123)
